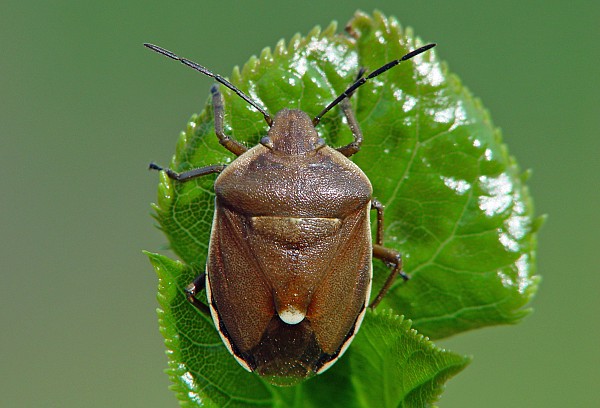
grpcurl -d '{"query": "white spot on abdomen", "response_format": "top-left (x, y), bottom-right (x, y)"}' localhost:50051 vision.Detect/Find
top-left (279, 305), bottom-right (306, 325)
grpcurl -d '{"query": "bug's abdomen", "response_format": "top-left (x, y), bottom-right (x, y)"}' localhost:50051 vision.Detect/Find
top-left (206, 203), bottom-right (372, 381)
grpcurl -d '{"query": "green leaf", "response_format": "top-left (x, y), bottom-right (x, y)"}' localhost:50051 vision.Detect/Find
top-left (147, 10), bottom-right (539, 407)
top-left (147, 252), bottom-right (469, 407)
top-left (146, 252), bottom-right (273, 408)
top-left (345, 12), bottom-right (540, 339)
top-left (349, 310), bottom-right (470, 408)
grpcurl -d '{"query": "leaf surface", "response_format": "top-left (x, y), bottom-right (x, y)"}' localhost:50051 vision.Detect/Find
top-left (147, 10), bottom-right (539, 406)
top-left (147, 252), bottom-right (470, 407)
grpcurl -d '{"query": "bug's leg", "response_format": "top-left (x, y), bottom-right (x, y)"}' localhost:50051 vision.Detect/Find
top-left (371, 199), bottom-right (385, 246)
top-left (369, 198), bottom-right (409, 308)
top-left (336, 98), bottom-right (363, 157)
top-left (336, 69), bottom-right (366, 157)
top-left (370, 245), bottom-right (408, 309)
top-left (149, 162), bottom-right (226, 182)
top-left (185, 273), bottom-right (210, 316)
top-left (211, 85), bottom-right (248, 156)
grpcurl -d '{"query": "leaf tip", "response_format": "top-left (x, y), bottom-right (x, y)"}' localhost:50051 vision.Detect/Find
top-left (143, 250), bottom-right (160, 263)
top-left (307, 25), bottom-right (322, 39)
top-left (520, 168), bottom-right (533, 182)
top-left (274, 38), bottom-right (286, 56)
top-left (259, 46), bottom-right (273, 64)
top-left (322, 20), bottom-right (338, 37)
top-left (532, 213), bottom-right (548, 232)
top-left (372, 9), bottom-right (389, 31)
top-left (241, 55), bottom-right (259, 78)
top-left (231, 65), bottom-right (242, 82)
top-left (288, 32), bottom-right (303, 52)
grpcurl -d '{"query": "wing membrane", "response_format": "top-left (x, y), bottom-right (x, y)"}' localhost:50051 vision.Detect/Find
top-left (207, 205), bottom-right (275, 353)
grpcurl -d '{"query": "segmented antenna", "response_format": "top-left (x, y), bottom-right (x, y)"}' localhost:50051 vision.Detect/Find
top-left (313, 43), bottom-right (436, 125)
top-left (144, 43), bottom-right (273, 126)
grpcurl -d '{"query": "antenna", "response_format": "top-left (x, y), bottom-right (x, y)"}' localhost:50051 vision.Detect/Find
top-left (144, 43), bottom-right (273, 126)
top-left (313, 43), bottom-right (436, 125)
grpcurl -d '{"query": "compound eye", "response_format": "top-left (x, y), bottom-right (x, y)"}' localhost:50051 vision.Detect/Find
top-left (314, 138), bottom-right (326, 151)
top-left (260, 136), bottom-right (274, 150)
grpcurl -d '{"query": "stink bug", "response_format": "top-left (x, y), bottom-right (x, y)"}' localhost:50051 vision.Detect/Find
top-left (146, 41), bottom-right (436, 384)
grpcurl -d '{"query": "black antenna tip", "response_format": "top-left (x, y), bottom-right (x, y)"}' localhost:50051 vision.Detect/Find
top-left (143, 43), bottom-right (179, 60)
top-left (401, 43), bottom-right (437, 61)
top-left (422, 43), bottom-right (437, 53)
top-left (143, 43), bottom-right (160, 51)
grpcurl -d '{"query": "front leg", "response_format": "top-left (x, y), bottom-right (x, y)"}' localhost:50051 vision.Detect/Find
top-left (335, 98), bottom-right (363, 157)
top-left (211, 85), bottom-right (248, 157)
top-left (149, 162), bottom-right (226, 182)
top-left (336, 68), bottom-right (366, 157)
top-left (149, 163), bottom-right (215, 317)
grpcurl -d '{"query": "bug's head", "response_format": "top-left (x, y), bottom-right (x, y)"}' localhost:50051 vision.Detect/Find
top-left (261, 109), bottom-right (325, 155)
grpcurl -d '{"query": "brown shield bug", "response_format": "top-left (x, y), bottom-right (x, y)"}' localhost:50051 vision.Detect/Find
top-left (146, 41), bottom-right (435, 384)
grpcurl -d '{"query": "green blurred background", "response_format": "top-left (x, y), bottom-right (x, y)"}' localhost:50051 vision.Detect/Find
top-left (1, 1), bottom-right (598, 406)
